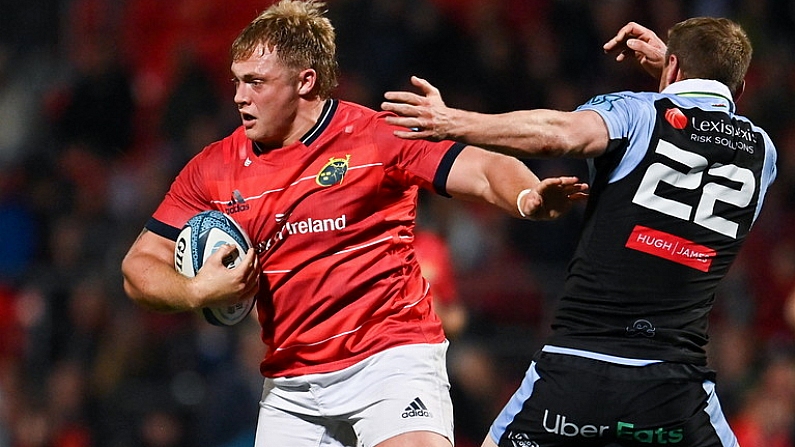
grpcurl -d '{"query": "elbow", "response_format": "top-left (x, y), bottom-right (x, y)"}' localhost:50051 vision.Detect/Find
top-left (120, 241), bottom-right (189, 314)
top-left (121, 272), bottom-right (174, 313)
top-left (541, 132), bottom-right (598, 158)
top-left (121, 262), bottom-right (144, 305)
top-left (120, 254), bottom-right (152, 308)
top-left (539, 111), bottom-right (606, 158)
top-left (536, 134), bottom-right (576, 158)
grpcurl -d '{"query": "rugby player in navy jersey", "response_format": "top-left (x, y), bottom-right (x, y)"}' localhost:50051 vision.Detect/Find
top-left (383, 17), bottom-right (777, 447)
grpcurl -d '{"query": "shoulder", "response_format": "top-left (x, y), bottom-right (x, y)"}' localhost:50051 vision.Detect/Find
top-left (191, 126), bottom-right (250, 164)
top-left (333, 99), bottom-right (378, 122)
top-left (577, 91), bottom-right (659, 139)
top-left (336, 99), bottom-right (406, 126)
top-left (579, 90), bottom-right (659, 111)
top-left (330, 99), bottom-right (410, 142)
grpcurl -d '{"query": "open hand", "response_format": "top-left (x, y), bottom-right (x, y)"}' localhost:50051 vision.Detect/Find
top-left (382, 76), bottom-right (452, 141)
top-left (603, 21), bottom-right (667, 80)
top-left (520, 176), bottom-right (589, 220)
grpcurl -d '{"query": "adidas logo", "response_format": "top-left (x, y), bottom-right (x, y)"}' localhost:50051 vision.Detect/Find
top-left (401, 397), bottom-right (432, 418)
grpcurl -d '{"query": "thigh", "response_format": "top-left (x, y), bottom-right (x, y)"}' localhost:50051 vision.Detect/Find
top-left (256, 342), bottom-right (455, 447)
top-left (345, 342), bottom-right (455, 447)
top-left (376, 431), bottom-right (452, 447)
top-left (254, 379), bottom-right (357, 447)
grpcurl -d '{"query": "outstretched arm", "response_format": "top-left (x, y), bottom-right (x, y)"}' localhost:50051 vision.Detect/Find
top-left (445, 145), bottom-right (588, 221)
top-left (121, 229), bottom-right (259, 312)
top-left (603, 21), bottom-right (667, 80)
top-left (382, 76), bottom-right (609, 159)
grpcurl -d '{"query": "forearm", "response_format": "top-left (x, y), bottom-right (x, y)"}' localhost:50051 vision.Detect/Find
top-left (122, 251), bottom-right (199, 313)
top-left (442, 108), bottom-right (587, 158)
top-left (480, 155), bottom-right (541, 218)
top-left (446, 147), bottom-right (538, 218)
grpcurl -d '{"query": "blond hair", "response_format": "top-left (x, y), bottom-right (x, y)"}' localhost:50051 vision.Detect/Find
top-left (231, 0), bottom-right (338, 99)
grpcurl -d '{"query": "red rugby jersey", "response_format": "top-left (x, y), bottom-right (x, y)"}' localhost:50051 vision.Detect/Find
top-left (148, 99), bottom-right (464, 377)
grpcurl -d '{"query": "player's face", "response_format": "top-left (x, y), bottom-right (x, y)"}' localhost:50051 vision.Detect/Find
top-left (231, 44), bottom-right (301, 148)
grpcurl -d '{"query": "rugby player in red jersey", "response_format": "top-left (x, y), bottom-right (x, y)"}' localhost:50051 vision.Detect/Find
top-left (121, 1), bottom-right (586, 446)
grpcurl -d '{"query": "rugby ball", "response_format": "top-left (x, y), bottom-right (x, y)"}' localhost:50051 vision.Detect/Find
top-left (174, 210), bottom-right (256, 326)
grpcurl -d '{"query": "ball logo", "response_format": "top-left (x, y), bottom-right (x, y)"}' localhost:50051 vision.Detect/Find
top-left (316, 155), bottom-right (351, 186)
top-left (175, 237), bottom-right (188, 271)
top-left (664, 108), bottom-right (688, 130)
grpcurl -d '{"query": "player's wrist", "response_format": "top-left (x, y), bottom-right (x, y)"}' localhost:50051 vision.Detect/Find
top-left (516, 188), bottom-right (534, 219)
top-left (181, 276), bottom-right (211, 311)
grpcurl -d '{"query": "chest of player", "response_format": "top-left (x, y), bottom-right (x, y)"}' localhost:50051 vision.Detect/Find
top-left (210, 140), bottom-right (414, 258)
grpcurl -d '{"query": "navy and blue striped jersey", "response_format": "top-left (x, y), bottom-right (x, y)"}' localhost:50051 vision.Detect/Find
top-left (547, 79), bottom-right (777, 365)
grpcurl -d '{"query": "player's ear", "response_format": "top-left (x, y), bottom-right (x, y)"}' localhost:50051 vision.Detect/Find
top-left (734, 79), bottom-right (746, 102)
top-left (668, 54), bottom-right (682, 83)
top-left (297, 68), bottom-right (317, 95)
top-left (658, 53), bottom-right (680, 92)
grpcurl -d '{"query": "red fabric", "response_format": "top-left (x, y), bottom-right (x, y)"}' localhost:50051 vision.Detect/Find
top-left (152, 101), bottom-right (459, 377)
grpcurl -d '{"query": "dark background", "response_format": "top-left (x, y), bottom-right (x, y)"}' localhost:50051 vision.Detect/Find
top-left (0, 0), bottom-right (793, 446)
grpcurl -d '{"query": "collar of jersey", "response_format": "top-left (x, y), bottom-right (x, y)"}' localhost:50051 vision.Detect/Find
top-left (300, 98), bottom-right (338, 146)
top-left (661, 79), bottom-right (735, 113)
top-left (251, 99), bottom-right (337, 155)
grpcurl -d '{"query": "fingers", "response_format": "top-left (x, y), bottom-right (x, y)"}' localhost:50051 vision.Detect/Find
top-left (232, 248), bottom-right (259, 302)
top-left (568, 191), bottom-right (589, 201)
top-left (241, 247), bottom-right (258, 271)
top-left (382, 76), bottom-right (442, 108)
top-left (603, 22), bottom-right (640, 53)
top-left (383, 90), bottom-right (423, 106)
top-left (210, 243), bottom-right (240, 268)
top-left (381, 92), bottom-right (424, 131)
top-left (391, 129), bottom-right (434, 140)
top-left (231, 248), bottom-right (260, 302)
top-left (604, 22), bottom-right (655, 50)
top-left (410, 75), bottom-right (440, 96)
top-left (627, 38), bottom-right (665, 61)
top-left (193, 245), bottom-right (259, 307)
top-left (383, 111), bottom-right (439, 140)
top-left (382, 101), bottom-right (420, 118)
top-left (383, 115), bottom-right (426, 137)
top-left (536, 175), bottom-right (580, 189)
top-left (603, 21), bottom-right (664, 61)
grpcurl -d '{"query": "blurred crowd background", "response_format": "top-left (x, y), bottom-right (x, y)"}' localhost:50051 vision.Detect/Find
top-left (1, 0), bottom-right (794, 446)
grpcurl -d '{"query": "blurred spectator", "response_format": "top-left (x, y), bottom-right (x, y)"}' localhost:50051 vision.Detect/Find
top-left (414, 229), bottom-right (469, 339)
top-left (0, 165), bottom-right (38, 284)
top-left (732, 354), bottom-right (795, 447)
top-left (47, 39), bottom-right (135, 160)
top-left (0, 44), bottom-right (39, 167)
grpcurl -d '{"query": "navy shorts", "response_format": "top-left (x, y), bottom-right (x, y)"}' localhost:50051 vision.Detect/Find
top-left (489, 348), bottom-right (739, 447)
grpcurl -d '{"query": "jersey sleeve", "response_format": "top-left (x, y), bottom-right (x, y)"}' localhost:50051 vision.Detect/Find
top-left (577, 92), bottom-right (656, 145)
top-left (577, 92), bottom-right (657, 183)
top-left (372, 114), bottom-right (465, 197)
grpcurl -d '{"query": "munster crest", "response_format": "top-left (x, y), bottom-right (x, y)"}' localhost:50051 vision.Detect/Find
top-left (316, 155), bottom-right (351, 186)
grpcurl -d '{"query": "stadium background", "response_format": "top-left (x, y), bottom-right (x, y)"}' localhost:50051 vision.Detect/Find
top-left (0, 0), bottom-right (794, 446)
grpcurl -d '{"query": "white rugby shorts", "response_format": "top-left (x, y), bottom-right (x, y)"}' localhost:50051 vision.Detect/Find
top-left (253, 341), bottom-right (454, 447)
